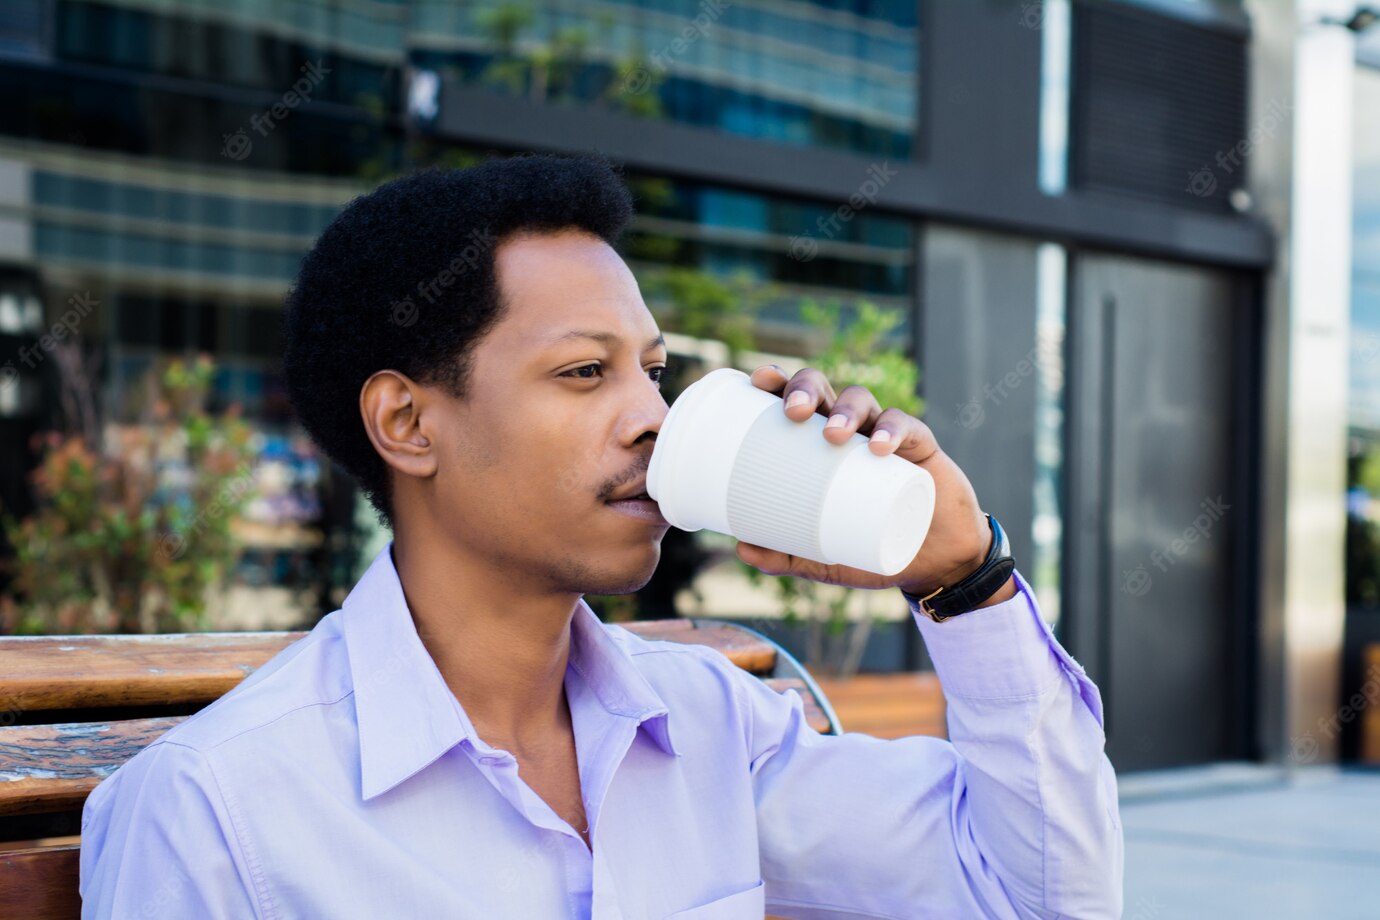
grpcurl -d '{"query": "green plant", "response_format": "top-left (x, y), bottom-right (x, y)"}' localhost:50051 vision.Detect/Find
top-left (601, 45), bottom-right (667, 118)
top-left (1348, 445), bottom-right (1380, 607)
top-left (473, 1), bottom-right (665, 116)
top-left (738, 297), bottom-right (923, 678)
top-left (580, 268), bottom-right (770, 624)
top-left (598, 272), bottom-right (924, 676)
top-left (0, 355), bottom-right (255, 634)
top-left (582, 592), bottom-right (640, 622)
top-left (640, 266), bottom-right (771, 368)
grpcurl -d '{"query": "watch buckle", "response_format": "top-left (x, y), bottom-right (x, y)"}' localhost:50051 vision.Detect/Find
top-left (917, 584), bottom-right (948, 622)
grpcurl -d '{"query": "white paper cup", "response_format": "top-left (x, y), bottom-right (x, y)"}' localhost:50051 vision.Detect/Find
top-left (646, 367), bottom-right (936, 576)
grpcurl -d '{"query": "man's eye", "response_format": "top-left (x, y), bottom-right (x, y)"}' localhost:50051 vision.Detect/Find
top-left (560, 364), bottom-right (671, 385)
top-left (562, 364), bottom-right (603, 380)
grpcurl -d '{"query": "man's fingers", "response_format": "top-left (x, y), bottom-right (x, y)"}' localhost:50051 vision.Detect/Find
top-left (749, 364), bottom-right (789, 392)
top-left (737, 541), bottom-right (799, 577)
top-left (823, 385), bottom-right (883, 443)
top-left (777, 368), bottom-right (837, 420)
top-left (738, 540), bottom-right (859, 587)
top-left (868, 407), bottom-right (942, 461)
top-left (749, 367), bottom-right (931, 461)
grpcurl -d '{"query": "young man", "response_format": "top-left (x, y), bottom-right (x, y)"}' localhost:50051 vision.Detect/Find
top-left (80, 153), bottom-right (1123, 918)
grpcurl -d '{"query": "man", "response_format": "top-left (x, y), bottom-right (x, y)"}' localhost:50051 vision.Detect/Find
top-left (80, 153), bottom-right (1123, 918)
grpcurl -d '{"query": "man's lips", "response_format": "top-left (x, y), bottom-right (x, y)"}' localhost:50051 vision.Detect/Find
top-left (605, 497), bottom-right (669, 525)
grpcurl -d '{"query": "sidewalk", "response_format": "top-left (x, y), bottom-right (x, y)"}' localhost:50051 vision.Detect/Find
top-left (1119, 763), bottom-right (1380, 919)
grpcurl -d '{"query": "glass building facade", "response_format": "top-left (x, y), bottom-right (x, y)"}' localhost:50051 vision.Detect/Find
top-left (0, 0), bottom-right (920, 632)
top-left (412, 0), bottom-right (918, 157)
top-left (1350, 64), bottom-right (1380, 434)
top-left (0, 0), bottom-right (1295, 771)
top-left (1344, 58), bottom-right (1380, 621)
top-left (1, 0), bottom-right (917, 417)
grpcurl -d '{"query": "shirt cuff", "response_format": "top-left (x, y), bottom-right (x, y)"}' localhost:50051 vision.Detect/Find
top-left (906, 569), bottom-right (1100, 716)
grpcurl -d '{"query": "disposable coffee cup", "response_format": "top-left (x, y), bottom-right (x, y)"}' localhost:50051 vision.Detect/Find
top-left (646, 367), bottom-right (936, 576)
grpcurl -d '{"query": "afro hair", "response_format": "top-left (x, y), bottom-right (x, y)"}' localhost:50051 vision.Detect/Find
top-left (282, 152), bottom-right (635, 530)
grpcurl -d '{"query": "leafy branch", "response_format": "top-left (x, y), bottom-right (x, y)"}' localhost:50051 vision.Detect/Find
top-left (1, 354), bottom-right (255, 634)
top-left (736, 297), bottom-right (922, 678)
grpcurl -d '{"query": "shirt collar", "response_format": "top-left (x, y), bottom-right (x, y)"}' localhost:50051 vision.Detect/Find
top-left (340, 542), bottom-right (681, 802)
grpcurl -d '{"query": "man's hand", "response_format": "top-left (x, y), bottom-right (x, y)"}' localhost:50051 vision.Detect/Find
top-left (734, 365), bottom-right (1017, 609)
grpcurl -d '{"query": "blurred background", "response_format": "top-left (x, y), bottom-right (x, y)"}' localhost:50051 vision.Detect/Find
top-left (0, 0), bottom-right (1377, 911)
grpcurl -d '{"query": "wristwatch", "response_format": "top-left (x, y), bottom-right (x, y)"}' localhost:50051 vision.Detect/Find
top-left (902, 513), bottom-right (1016, 622)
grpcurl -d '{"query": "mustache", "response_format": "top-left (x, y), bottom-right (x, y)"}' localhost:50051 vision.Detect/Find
top-left (601, 463), bottom-right (649, 500)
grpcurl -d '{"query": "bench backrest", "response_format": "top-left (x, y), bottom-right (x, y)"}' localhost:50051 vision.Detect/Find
top-left (0, 619), bottom-right (839, 919)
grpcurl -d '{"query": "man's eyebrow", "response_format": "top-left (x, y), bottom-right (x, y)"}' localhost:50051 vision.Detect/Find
top-left (548, 330), bottom-right (666, 351)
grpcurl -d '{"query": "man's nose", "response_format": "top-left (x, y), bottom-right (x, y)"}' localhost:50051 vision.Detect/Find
top-left (648, 389), bottom-right (669, 438)
top-left (625, 378), bottom-right (669, 446)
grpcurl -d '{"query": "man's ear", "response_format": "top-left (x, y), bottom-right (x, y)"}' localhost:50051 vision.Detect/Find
top-left (359, 370), bottom-right (438, 482)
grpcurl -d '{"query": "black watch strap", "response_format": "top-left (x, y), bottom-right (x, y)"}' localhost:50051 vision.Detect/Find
top-left (902, 513), bottom-right (1016, 622)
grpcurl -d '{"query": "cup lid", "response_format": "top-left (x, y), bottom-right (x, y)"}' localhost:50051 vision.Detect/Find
top-left (647, 367), bottom-right (756, 530)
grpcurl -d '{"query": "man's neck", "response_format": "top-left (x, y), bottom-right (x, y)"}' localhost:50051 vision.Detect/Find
top-left (389, 539), bottom-right (581, 752)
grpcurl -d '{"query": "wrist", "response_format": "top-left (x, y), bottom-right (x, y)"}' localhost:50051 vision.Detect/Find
top-left (898, 522), bottom-right (992, 599)
top-left (970, 573), bottom-right (1018, 609)
top-left (963, 518), bottom-right (1016, 609)
top-left (900, 513), bottom-right (1016, 620)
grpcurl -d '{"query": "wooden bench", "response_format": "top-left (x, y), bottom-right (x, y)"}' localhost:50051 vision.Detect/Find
top-left (1363, 643), bottom-right (1380, 765)
top-left (0, 619), bottom-right (840, 918)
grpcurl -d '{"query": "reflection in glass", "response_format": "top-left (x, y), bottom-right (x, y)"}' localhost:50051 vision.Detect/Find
top-left (1345, 64), bottom-right (1380, 607)
top-left (1038, 0), bottom-right (1070, 196)
top-left (412, 0), bottom-right (918, 157)
top-left (1349, 66), bottom-right (1380, 431)
top-left (1032, 242), bottom-right (1067, 625)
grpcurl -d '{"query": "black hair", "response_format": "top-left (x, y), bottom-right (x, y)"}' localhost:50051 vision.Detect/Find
top-left (282, 152), bottom-right (635, 530)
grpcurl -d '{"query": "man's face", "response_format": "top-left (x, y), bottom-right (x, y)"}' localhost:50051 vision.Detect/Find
top-left (430, 228), bottom-right (673, 597)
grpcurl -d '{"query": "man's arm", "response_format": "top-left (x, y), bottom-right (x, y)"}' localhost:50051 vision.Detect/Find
top-left (736, 570), bottom-right (1123, 919)
top-left (80, 740), bottom-right (266, 919)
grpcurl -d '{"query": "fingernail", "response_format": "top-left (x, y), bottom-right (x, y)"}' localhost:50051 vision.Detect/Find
top-left (785, 391), bottom-right (809, 409)
top-left (871, 429), bottom-right (892, 443)
top-left (825, 414), bottom-right (848, 429)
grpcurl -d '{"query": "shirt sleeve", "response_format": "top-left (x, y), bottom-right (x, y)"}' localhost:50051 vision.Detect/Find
top-left (80, 739), bottom-right (267, 919)
top-left (736, 569), bottom-right (1124, 920)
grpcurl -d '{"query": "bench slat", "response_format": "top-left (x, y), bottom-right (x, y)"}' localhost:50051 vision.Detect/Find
top-left (0, 621), bottom-right (776, 712)
top-left (0, 718), bottom-right (184, 817)
top-left (0, 676), bottom-right (828, 818)
top-left (0, 620), bottom-right (817, 919)
top-left (629, 622), bottom-right (778, 674)
top-left (1364, 644), bottom-right (1380, 765)
top-left (0, 844), bottom-right (81, 920)
top-left (760, 678), bottom-right (832, 734)
top-left (0, 633), bottom-right (308, 711)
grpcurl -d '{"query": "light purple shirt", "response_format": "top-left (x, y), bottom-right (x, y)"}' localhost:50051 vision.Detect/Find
top-left (80, 543), bottom-right (1123, 919)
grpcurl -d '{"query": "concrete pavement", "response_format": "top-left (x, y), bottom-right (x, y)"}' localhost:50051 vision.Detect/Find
top-left (1119, 763), bottom-right (1380, 919)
